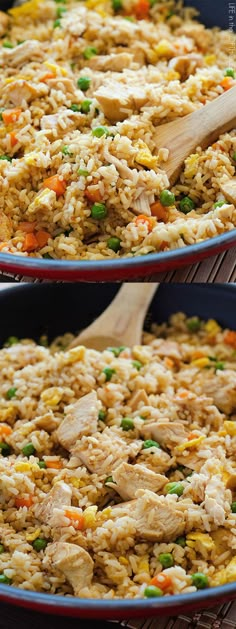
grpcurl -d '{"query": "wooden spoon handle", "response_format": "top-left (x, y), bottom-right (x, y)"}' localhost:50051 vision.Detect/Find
top-left (78, 283), bottom-right (158, 347)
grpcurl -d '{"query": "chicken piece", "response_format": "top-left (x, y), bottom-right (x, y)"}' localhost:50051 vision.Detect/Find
top-left (201, 370), bottom-right (236, 414)
top-left (2, 80), bottom-right (39, 107)
top-left (43, 542), bottom-right (93, 596)
top-left (204, 476), bottom-right (228, 526)
top-left (175, 24), bottom-right (213, 53)
top-left (134, 489), bottom-right (186, 542)
top-left (154, 340), bottom-right (182, 360)
top-left (34, 482), bottom-right (72, 525)
top-left (103, 145), bottom-right (134, 179)
top-left (40, 111), bottom-right (82, 136)
top-left (140, 421), bottom-right (188, 449)
top-left (46, 77), bottom-right (75, 94)
top-left (33, 411), bottom-right (59, 432)
top-left (0, 40), bottom-right (43, 68)
top-left (94, 83), bottom-right (149, 122)
top-left (109, 462), bottom-right (167, 500)
top-left (129, 389), bottom-right (149, 412)
top-left (0, 212), bottom-right (12, 242)
top-left (72, 427), bottom-right (142, 475)
top-left (168, 54), bottom-right (203, 81)
top-left (220, 178), bottom-right (236, 207)
top-left (132, 192), bottom-right (151, 217)
top-left (0, 11), bottom-right (9, 37)
top-left (57, 391), bottom-right (99, 451)
top-left (85, 52), bottom-right (133, 72)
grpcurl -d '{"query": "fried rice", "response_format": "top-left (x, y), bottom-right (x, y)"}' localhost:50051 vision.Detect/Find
top-left (0, 312), bottom-right (236, 599)
top-left (0, 0), bottom-right (235, 261)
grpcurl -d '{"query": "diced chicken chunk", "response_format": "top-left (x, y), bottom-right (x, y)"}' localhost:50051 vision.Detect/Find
top-left (34, 482), bottom-right (72, 525)
top-left (154, 340), bottom-right (182, 360)
top-left (46, 77), bottom-right (75, 94)
top-left (0, 11), bottom-right (9, 37)
top-left (0, 40), bottom-right (43, 68)
top-left (33, 411), bottom-right (59, 432)
top-left (43, 542), bottom-right (93, 596)
top-left (175, 24), bottom-right (213, 53)
top-left (109, 462), bottom-right (167, 500)
top-left (94, 83), bottom-right (149, 122)
top-left (40, 111), bottom-right (83, 136)
top-left (134, 489), bottom-right (186, 542)
top-left (220, 178), bottom-right (236, 207)
top-left (57, 391), bottom-right (99, 451)
top-left (85, 52), bottom-right (133, 72)
top-left (169, 54), bottom-right (203, 81)
top-left (141, 421), bottom-right (188, 449)
top-left (2, 81), bottom-right (39, 107)
top-left (72, 427), bottom-right (142, 475)
top-left (201, 369), bottom-right (236, 414)
top-left (0, 212), bottom-right (13, 242)
top-left (129, 389), bottom-right (149, 411)
top-left (204, 476), bottom-right (229, 526)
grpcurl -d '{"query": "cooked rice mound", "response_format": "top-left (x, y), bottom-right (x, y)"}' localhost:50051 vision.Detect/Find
top-left (0, 0), bottom-right (235, 260)
top-left (0, 313), bottom-right (236, 598)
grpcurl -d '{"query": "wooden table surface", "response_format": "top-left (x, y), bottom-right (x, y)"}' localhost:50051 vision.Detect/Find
top-left (0, 246), bottom-right (235, 283)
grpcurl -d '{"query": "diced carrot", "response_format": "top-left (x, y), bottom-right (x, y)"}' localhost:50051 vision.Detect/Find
top-left (159, 240), bottom-right (169, 251)
top-left (0, 243), bottom-right (8, 251)
top-left (40, 72), bottom-right (56, 83)
top-left (192, 350), bottom-right (205, 360)
top-left (150, 573), bottom-right (173, 591)
top-left (0, 424), bottom-right (12, 437)
top-left (43, 175), bottom-right (66, 197)
top-left (2, 108), bottom-right (22, 125)
top-left (150, 201), bottom-right (168, 222)
top-left (45, 460), bottom-right (63, 469)
top-left (19, 221), bottom-right (37, 233)
top-left (64, 510), bottom-right (84, 530)
top-left (133, 0), bottom-right (150, 20)
top-left (178, 390), bottom-right (189, 399)
top-left (188, 432), bottom-right (198, 441)
top-left (134, 214), bottom-right (153, 232)
top-left (22, 232), bottom-right (38, 253)
top-left (10, 131), bottom-right (18, 147)
top-left (84, 187), bottom-right (102, 203)
top-left (224, 330), bottom-right (236, 349)
top-left (164, 357), bottom-right (174, 369)
top-left (220, 77), bottom-right (235, 91)
top-left (15, 495), bottom-right (33, 509)
top-left (35, 230), bottom-right (50, 248)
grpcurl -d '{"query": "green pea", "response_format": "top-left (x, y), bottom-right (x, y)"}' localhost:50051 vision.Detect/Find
top-left (142, 439), bottom-right (160, 449)
top-left (0, 574), bottom-right (12, 585)
top-left (112, 0), bottom-right (123, 11)
top-left (214, 201), bottom-right (225, 208)
top-left (3, 42), bottom-right (14, 48)
top-left (6, 387), bottom-right (17, 400)
top-left (186, 317), bottom-right (201, 332)
top-left (107, 237), bottom-right (121, 252)
top-left (77, 76), bottom-right (91, 91)
top-left (0, 544), bottom-right (5, 554)
top-left (98, 410), bottom-right (107, 421)
top-left (158, 553), bottom-right (174, 568)
top-left (83, 47), bottom-right (97, 60)
top-left (231, 502), bottom-right (236, 513)
top-left (179, 196), bottom-right (195, 214)
top-left (191, 573), bottom-right (209, 589)
top-left (160, 189), bottom-right (175, 207)
top-left (22, 443), bottom-right (36, 457)
top-left (175, 536), bottom-right (186, 547)
top-left (78, 169), bottom-right (89, 177)
top-left (0, 109), bottom-right (5, 121)
top-left (80, 99), bottom-right (92, 114)
top-left (144, 585), bottom-right (163, 598)
top-left (38, 461), bottom-right (47, 469)
top-left (224, 67), bottom-right (235, 78)
top-left (92, 126), bottom-right (110, 138)
top-left (0, 156), bottom-right (12, 162)
top-left (70, 103), bottom-right (80, 112)
top-left (53, 19), bottom-right (61, 28)
top-left (54, 0), bottom-right (66, 3)
top-left (91, 203), bottom-right (107, 220)
top-left (214, 361), bottom-right (225, 370)
top-left (56, 6), bottom-right (67, 17)
top-left (165, 481), bottom-right (184, 496)
top-left (132, 360), bottom-right (142, 370)
top-left (0, 443), bottom-right (11, 457)
top-left (32, 537), bottom-right (48, 552)
top-left (121, 417), bottom-right (134, 431)
top-left (4, 336), bottom-right (19, 346)
top-left (103, 367), bottom-right (116, 381)
top-left (43, 253), bottom-right (53, 259)
top-left (62, 145), bottom-right (72, 156)
top-left (107, 346), bottom-right (125, 357)
top-left (104, 475), bottom-right (113, 485)
top-left (232, 152), bottom-right (236, 161)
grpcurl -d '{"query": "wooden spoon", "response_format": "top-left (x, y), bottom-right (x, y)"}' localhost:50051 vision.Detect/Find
top-left (69, 283), bottom-right (158, 351)
top-left (155, 86), bottom-right (236, 185)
